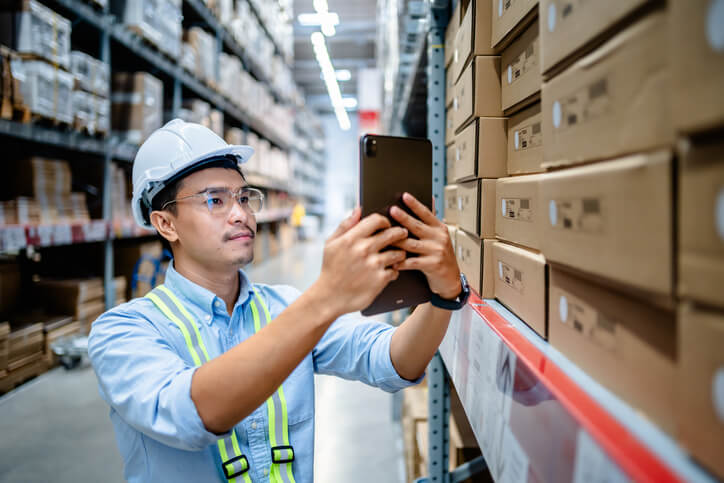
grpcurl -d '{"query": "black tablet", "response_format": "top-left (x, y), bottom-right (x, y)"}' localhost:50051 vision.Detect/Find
top-left (358, 134), bottom-right (433, 316)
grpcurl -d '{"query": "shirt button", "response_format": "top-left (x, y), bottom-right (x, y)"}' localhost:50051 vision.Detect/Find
top-left (205, 315), bottom-right (211, 321)
top-left (251, 422), bottom-right (257, 430)
top-left (215, 300), bottom-right (222, 307)
top-left (263, 469), bottom-right (269, 476)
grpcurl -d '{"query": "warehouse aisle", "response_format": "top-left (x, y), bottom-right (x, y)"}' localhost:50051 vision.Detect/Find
top-left (0, 236), bottom-right (406, 483)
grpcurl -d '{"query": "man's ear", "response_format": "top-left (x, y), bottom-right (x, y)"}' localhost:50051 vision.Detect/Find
top-left (149, 210), bottom-right (179, 245)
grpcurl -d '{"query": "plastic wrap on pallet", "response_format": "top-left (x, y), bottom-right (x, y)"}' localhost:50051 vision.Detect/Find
top-left (70, 51), bottom-right (109, 98)
top-left (10, 58), bottom-right (73, 123)
top-left (112, 0), bottom-right (181, 59)
top-left (0, 0), bottom-right (71, 69)
top-left (72, 90), bottom-right (109, 135)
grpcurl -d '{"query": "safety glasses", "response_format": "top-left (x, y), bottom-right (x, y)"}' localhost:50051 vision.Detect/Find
top-left (163, 186), bottom-right (264, 216)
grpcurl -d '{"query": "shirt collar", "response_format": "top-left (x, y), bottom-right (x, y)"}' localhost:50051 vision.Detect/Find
top-left (164, 261), bottom-right (255, 324)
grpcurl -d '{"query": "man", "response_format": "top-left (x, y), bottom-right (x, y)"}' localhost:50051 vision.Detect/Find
top-left (89, 120), bottom-right (469, 483)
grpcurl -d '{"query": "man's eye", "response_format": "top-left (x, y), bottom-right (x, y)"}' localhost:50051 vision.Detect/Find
top-left (239, 196), bottom-right (250, 204)
top-left (209, 197), bottom-right (224, 205)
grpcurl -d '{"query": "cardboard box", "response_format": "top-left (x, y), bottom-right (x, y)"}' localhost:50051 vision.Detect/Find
top-left (452, 0), bottom-right (494, 82)
top-left (678, 140), bottom-right (724, 309)
top-left (446, 142), bottom-right (456, 183)
top-left (0, 321), bottom-right (9, 372)
top-left (445, 107), bottom-right (455, 146)
top-left (453, 117), bottom-right (507, 182)
top-left (458, 179), bottom-right (496, 238)
top-left (677, 304), bottom-right (724, 480)
top-left (453, 56), bottom-right (502, 133)
top-left (669, 0), bottom-right (724, 134)
top-left (446, 66), bottom-right (456, 108)
top-left (507, 102), bottom-right (543, 175)
top-left (493, 241), bottom-right (547, 338)
top-left (7, 322), bottom-right (43, 369)
top-left (444, 185), bottom-right (459, 225)
top-left (490, 0), bottom-right (537, 50)
top-left (540, 0), bottom-right (653, 75)
top-left (456, 231), bottom-right (495, 298)
top-left (501, 19), bottom-right (540, 113)
top-left (0, 262), bottom-right (20, 317)
top-left (549, 267), bottom-right (676, 435)
top-left (541, 12), bottom-right (673, 169)
top-left (540, 150), bottom-right (672, 295)
top-left (445, 1), bottom-right (461, 68)
top-left (495, 174), bottom-right (543, 250)
top-left (111, 72), bottom-right (163, 145)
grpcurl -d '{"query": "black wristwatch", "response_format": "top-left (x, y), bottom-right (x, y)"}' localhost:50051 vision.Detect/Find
top-left (430, 273), bottom-right (470, 310)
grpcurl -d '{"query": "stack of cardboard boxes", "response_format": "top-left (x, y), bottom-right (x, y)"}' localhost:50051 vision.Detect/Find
top-left (444, 1), bottom-right (724, 479)
top-left (34, 276), bottom-right (126, 333)
top-left (444, 0), bottom-right (505, 303)
top-left (0, 157), bottom-right (90, 226)
top-left (668, 1), bottom-right (724, 479)
top-left (111, 72), bottom-right (163, 145)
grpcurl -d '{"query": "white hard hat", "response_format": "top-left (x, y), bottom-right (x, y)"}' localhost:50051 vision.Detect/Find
top-left (131, 119), bottom-right (254, 229)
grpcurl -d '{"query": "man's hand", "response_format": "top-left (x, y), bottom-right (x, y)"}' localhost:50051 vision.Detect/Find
top-left (314, 207), bottom-right (409, 317)
top-left (389, 193), bottom-right (462, 300)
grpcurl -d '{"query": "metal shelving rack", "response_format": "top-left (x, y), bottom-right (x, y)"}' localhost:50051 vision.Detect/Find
top-left (386, 1), bottom-right (720, 482)
top-left (1, 0), bottom-right (320, 310)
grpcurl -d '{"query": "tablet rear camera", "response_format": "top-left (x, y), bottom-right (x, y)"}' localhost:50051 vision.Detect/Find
top-left (366, 138), bottom-right (377, 157)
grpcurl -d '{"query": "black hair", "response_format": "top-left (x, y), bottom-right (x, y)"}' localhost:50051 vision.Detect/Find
top-left (149, 157), bottom-right (245, 255)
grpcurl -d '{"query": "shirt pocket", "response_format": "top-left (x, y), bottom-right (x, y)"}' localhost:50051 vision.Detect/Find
top-left (282, 353), bottom-right (315, 425)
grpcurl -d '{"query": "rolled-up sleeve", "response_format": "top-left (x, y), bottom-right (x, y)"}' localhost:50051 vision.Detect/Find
top-left (88, 305), bottom-right (228, 451)
top-left (312, 312), bottom-right (424, 392)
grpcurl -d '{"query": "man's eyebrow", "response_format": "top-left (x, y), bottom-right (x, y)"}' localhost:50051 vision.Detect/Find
top-left (195, 184), bottom-right (248, 194)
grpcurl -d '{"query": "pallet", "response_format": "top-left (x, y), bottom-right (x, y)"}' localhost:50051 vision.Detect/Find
top-left (0, 355), bottom-right (47, 395)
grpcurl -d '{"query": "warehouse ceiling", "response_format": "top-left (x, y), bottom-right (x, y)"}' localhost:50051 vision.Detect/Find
top-left (293, 0), bottom-right (378, 113)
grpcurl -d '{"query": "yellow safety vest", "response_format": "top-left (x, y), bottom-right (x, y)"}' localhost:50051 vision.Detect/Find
top-left (146, 284), bottom-right (296, 483)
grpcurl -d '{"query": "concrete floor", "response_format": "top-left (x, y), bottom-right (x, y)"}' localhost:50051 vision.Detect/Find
top-left (0, 237), bottom-right (406, 483)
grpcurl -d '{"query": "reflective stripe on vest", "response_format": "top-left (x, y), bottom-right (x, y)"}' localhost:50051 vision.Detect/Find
top-left (146, 285), bottom-right (252, 483)
top-left (146, 284), bottom-right (297, 483)
top-left (249, 289), bottom-right (296, 483)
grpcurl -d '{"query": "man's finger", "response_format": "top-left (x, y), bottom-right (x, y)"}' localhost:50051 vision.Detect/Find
top-left (389, 205), bottom-right (435, 239)
top-left (391, 238), bottom-right (436, 255)
top-left (402, 192), bottom-right (442, 227)
top-left (368, 226), bottom-right (408, 253)
top-left (377, 249), bottom-right (407, 267)
top-left (345, 213), bottom-right (392, 240)
top-left (393, 256), bottom-right (433, 272)
top-left (329, 207), bottom-right (361, 240)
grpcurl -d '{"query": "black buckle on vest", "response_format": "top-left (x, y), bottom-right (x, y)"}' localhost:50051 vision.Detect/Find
top-left (271, 445), bottom-right (295, 464)
top-left (223, 454), bottom-right (250, 479)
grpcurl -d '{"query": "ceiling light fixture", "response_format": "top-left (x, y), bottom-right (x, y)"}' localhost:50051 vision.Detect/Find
top-left (342, 97), bottom-right (358, 109)
top-left (311, 32), bottom-right (351, 130)
top-left (312, 0), bottom-right (336, 36)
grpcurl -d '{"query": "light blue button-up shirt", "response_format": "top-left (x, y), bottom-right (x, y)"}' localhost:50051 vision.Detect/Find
top-left (88, 263), bottom-right (421, 482)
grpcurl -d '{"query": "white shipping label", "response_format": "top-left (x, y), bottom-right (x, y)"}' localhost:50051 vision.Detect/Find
top-left (556, 290), bottom-right (619, 354)
top-left (499, 426), bottom-right (530, 483)
top-left (713, 367), bottom-right (724, 423)
top-left (548, 198), bottom-right (604, 233)
top-left (513, 122), bottom-right (542, 152)
top-left (507, 40), bottom-right (538, 87)
top-left (707, 0), bottom-right (724, 52)
top-left (502, 198), bottom-right (533, 222)
top-left (716, 187), bottom-right (724, 241)
top-left (499, 260), bottom-right (524, 294)
top-left (572, 430), bottom-right (630, 483)
top-left (552, 77), bottom-right (611, 131)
